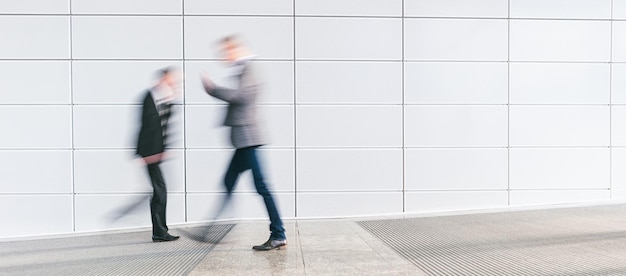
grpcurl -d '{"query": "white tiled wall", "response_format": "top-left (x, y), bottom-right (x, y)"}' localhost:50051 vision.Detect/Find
top-left (613, 64), bottom-right (626, 103)
top-left (297, 149), bottom-right (403, 192)
top-left (404, 19), bottom-right (508, 61)
top-left (0, 106), bottom-right (72, 149)
top-left (405, 148), bottom-right (508, 191)
top-left (296, 61), bottom-right (402, 104)
top-left (613, 22), bottom-right (626, 62)
top-left (296, 106), bottom-right (402, 147)
top-left (0, 195), bottom-right (73, 238)
top-left (509, 148), bottom-right (610, 190)
top-left (0, 151), bottom-right (72, 193)
top-left (72, 16), bottom-right (183, 59)
top-left (509, 63), bottom-right (610, 104)
top-left (405, 191), bottom-right (508, 213)
top-left (510, 20), bottom-right (610, 62)
top-left (509, 106), bottom-right (609, 147)
top-left (296, 18), bottom-right (402, 60)
top-left (405, 106), bottom-right (508, 147)
top-left (616, 0), bottom-right (626, 20)
top-left (510, 0), bottom-right (611, 20)
top-left (184, 17), bottom-right (293, 60)
top-left (0, 16), bottom-right (70, 59)
top-left (72, 61), bottom-right (182, 104)
top-left (71, 0), bottom-right (182, 15)
top-left (0, 61), bottom-right (71, 104)
top-left (1, 0), bottom-right (623, 238)
top-left (295, 0), bottom-right (402, 17)
top-left (184, 0), bottom-right (293, 16)
top-left (0, 0), bottom-right (69, 14)
top-left (405, 62), bottom-right (508, 104)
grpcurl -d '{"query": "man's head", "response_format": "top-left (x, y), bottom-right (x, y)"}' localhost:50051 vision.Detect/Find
top-left (219, 35), bottom-right (247, 62)
top-left (156, 67), bottom-right (181, 98)
top-left (158, 67), bottom-right (178, 88)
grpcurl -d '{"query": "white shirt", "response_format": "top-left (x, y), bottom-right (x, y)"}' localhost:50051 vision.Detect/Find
top-left (151, 83), bottom-right (175, 106)
top-left (229, 55), bottom-right (256, 77)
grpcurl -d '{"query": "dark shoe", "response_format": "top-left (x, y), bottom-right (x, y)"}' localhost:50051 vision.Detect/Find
top-left (252, 239), bottom-right (287, 251)
top-left (152, 234), bottom-right (180, 242)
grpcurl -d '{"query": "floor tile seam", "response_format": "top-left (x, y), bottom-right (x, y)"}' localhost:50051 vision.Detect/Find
top-left (182, 225), bottom-right (237, 274)
top-left (294, 221), bottom-right (308, 272)
top-left (179, 245), bottom-right (222, 275)
top-left (355, 222), bottom-right (426, 271)
top-left (353, 224), bottom-right (416, 267)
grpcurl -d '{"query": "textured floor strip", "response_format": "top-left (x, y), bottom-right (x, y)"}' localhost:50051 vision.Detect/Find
top-left (0, 224), bottom-right (234, 276)
top-left (358, 205), bottom-right (626, 276)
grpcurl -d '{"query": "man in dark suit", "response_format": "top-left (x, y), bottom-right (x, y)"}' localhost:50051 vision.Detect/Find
top-left (137, 67), bottom-right (180, 242)
top-left (201, 36), bottom-right (287, 250)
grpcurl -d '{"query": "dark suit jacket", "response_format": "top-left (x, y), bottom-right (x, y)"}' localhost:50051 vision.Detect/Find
top-left (136, 90), bottom-right (169, 157)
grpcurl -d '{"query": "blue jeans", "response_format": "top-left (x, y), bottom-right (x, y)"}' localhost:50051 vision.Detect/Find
top-left (224, 146), bottom-right (286, 240)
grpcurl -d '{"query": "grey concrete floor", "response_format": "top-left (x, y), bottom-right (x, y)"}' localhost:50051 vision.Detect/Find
top-left (4, 204), bottom-right (626, 275)
top-left (360, 204), bottom-right (626, 275)
top-left (189, 220), bottom-right (418, 275)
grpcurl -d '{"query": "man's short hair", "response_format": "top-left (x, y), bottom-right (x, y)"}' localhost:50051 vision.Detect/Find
top-left (220, 35), bottom-right (240, 47)
top-left (158, 67), bottom-right (173, 79)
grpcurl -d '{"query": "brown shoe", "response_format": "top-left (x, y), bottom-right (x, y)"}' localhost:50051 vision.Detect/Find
top-left (252, 239), bottom-right (287, 250)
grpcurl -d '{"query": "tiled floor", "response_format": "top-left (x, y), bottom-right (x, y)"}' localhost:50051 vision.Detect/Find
top-left (189, 220), bottom-right (418, 275)
top-left (359, 205), bottom-right (626, 275)
top-left (5, 204), bottom-right (626, 275)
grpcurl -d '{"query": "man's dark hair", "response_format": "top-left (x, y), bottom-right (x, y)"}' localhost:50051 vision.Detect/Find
top-left (158, 67), bottom-right (173, 79)
top-left (219, 35), bottom-right (240, 47)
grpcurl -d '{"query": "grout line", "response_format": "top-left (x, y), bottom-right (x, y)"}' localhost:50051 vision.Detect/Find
top-left (1, 103), bottom-right (619, 107)
top-left (0, 146), bottom-right (617, 151)
top-left (69, 0), bottom-right (76, 233)
top-left (401, 0), bottom-right (406, 213)
top-left (293, 0), bottom-right (298, 218)
top-left (610, 0), bottom-right (614, 199)
top-left (296, 220), bottom-right (306, 271)
top-left (507, 0), bottom-right (512, 207)
top-left (0, 58), bottom-right (622, 63)
top-left (4, 13), bottom-right (623, 21)
top-left (182, 0), bottom-right (188, 223)
top-left (0, 146), bottom-right (615, 151)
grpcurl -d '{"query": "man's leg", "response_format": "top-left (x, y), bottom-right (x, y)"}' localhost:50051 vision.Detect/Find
top-left (211, 149), bottom-right (245, 221)
top-left (188, 149), bottom-right (247, 243)
top-left (224, 149), bottom-right (246, 194)
top-left (147, 163), bottom-right (168, 237)
top-left (245, 147), bottom-right (286, 242)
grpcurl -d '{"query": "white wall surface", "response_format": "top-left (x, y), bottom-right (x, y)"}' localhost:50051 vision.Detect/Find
top-left (1, 0), bottom-right (624, 238)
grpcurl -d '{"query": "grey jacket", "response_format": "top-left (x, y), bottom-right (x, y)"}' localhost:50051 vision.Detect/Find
top-left (204, 62), bottom-right (267, 148)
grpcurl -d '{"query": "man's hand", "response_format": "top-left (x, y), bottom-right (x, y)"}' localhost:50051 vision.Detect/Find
top-left (142, 153), bottom-right (164, 165)
top-left (201, 71), bottom-right (214, 92)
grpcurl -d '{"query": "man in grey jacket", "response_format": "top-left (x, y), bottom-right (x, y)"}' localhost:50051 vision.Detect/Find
top-left (201, 35), bottom-right (287, 250)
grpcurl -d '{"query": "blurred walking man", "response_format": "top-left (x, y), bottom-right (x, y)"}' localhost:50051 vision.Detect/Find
top-left (201, 36), bottom-right (287, 250)
top-left (137, 67), bottom-right (180, 242)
